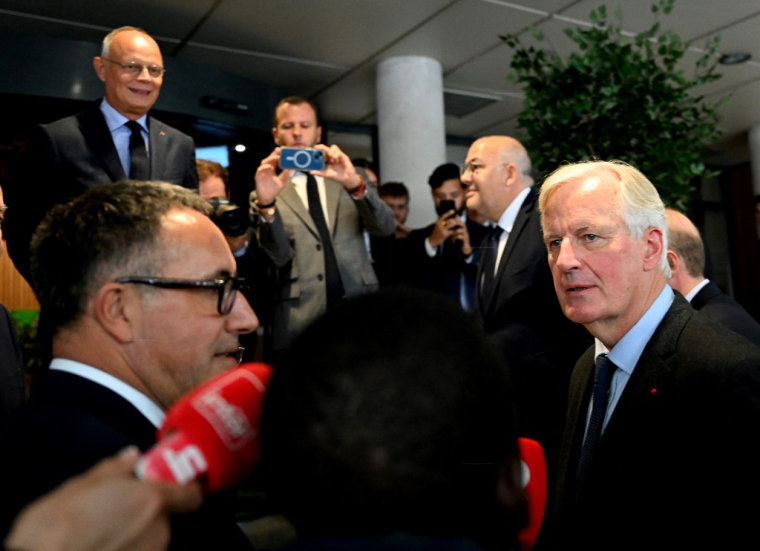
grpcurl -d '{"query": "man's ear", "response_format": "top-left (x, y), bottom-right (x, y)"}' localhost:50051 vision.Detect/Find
top-left (93, 57), bottom-right (107, 83)
top-left (503, 163), bottom-right (517, 188)
top-left (92, 283), bottom-right (137, 343)
top-left (642, 227), bottom-right (664, 272)
top-left (667, 250), bottom-right (678, 274)
top-left (315, 125), bottom-right (322, 145)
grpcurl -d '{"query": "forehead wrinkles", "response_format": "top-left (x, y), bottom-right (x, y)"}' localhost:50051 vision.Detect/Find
top-left (544, 179), bottom-right (622, 230)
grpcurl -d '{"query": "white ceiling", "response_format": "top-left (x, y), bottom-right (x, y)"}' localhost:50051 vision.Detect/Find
top-left (2, 0), bottom-right (760, 163)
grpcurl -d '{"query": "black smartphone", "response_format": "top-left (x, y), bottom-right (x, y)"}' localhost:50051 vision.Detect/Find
top-left (437, 199), bottom-right (456, 216)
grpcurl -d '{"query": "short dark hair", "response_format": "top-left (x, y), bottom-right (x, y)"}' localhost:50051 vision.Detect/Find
top-left (428, 163), bottom-right (462, 190)
top-left (273, 96), bottom-right (320, 127)
top-left (261, 289), bottom-right (526, 547)
top-left (379, 182), bottom-right (409, 200)
top-left (30, 181), bottom-right (212, 335)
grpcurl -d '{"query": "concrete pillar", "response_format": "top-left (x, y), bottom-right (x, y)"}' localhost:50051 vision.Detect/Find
top-left (376, 56), bottom-right (446, 229)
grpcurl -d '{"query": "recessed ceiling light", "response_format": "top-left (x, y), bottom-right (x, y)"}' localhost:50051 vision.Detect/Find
top-left (719, 53), bottom-right (751, 65)
top-left (234, 144), bottom-right (246, 153)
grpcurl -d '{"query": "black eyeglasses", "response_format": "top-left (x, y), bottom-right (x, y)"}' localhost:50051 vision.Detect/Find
top-left (102, 57), bottom-right (165, 78)
top-left (114, 275), bottom-right (247, 315)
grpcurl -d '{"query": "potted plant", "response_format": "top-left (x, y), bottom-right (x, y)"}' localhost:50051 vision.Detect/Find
top-left (502, 0), bottom-right (723, 210)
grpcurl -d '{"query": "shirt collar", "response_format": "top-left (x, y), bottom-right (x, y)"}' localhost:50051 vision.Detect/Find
top-left (495, 187), bottom-right (531, 233)
top-left (595, 284), bottom-right (674, 375)
top-left (684, 278), bottom-right (709, 302)
top-left (50, 358), bottom-right (165, 427)
top-left (100, 98), bottom-right (149, 134)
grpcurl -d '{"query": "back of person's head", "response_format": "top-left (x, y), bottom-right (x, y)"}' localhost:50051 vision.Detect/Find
top-left (428, 163), bottom-right (462, 190)
top-left (30, 181), bottom-right (211, 338)
top-left (261, 289), bottom-right (526, 548)
top-left (378, 182), bottom-right (409, 200)
top-left (666, 208), bottom-right (705, 279)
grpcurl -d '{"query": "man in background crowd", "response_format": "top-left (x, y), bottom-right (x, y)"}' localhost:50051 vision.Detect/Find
top-left (405, 163), bottom-right (488, 310)
top-left (6, 26), bottom-right (197, 282)
top-left (462, 136), bottom-right (589, 473)
top-left (253, 97), bottom-right (394, 352)
top-left (665, 207), bottom-right (760, 346)
top-left (378, 182), bottom-right (411, 239)
top-left (369, 182), bottom-right (411, 286)
top-left (197, 159), bottom-right (230, 202)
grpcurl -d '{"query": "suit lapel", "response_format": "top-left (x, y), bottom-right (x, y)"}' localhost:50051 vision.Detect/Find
top-left (280, 179), bottom-right (320, 238)
top-left (148, 116), bottom-right (163, 179)
top-left (483, 191), bottom-right (535, 318)
top-left (324, 178), bottom-right (341, 238)
top-left (690, 281), bottom-right (719, 311)
top-left (587, 296), bottom-right (687, 471)
top-left (78, 105), bottom-right (126, 182)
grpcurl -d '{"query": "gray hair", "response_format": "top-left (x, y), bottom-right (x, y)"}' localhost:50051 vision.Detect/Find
top-left (101, 26), bottom-right (149, 58)
top-left (539, 160), bottom-right (671, 278)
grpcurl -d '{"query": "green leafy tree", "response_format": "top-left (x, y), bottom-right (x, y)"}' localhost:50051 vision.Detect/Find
top-left (502, 0), bottom-right (724, 210)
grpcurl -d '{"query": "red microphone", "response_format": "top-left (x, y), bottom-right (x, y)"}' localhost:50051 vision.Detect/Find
top-left (136, 362), bottom-right (272, 494)
top-left (517, 437), bottom-right (547, 551)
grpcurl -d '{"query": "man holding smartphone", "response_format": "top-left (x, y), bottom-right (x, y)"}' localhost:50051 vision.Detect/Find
top-left (403, 163), bottom-right (489, 311)
top-left (252, 97), bottom-right (395, 353)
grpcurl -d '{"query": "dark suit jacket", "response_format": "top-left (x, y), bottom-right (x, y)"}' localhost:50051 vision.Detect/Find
top-left (691, 280), bottom-right (760, 347)
top-left (0, 303), bottom-right (26, 437)
top-left (257, 177), bottom-right (395, 351)
top-left (473, 191), bottom-right (590, 458)
top-left (5, 102), bottom-right (198, 281)
top-left (0, 370), bottom-right (251, 550)
top-left (403, 216), bottom-right (488, 308)
top-left (554, 294), bottom-right (760, 550)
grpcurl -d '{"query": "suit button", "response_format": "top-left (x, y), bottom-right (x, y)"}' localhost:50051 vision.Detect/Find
top-left (317, 274), bottom-right (324, 281)
top-left (316, 244), bottom-right (322, 251)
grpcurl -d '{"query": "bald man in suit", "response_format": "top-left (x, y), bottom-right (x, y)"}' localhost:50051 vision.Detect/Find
top-left (666, 207), bottom-right (760, 347)
top-left (5, 26), bottom-right (196, 282)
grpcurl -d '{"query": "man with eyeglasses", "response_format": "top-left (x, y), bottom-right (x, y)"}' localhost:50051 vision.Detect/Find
top-left (461, 136), bottom-right (590, 524)
top-left (0, 182), bottom-right (258, 549)
top-left (5, 26), bottom-right (197, 283)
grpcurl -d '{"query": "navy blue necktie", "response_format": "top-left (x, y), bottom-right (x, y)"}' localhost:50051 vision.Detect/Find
top-left (126, 121), bottom-right (149, 180)
top-left (306, 174), bottom-right (344, 308)
top-left (480, 225), bottom-right (503, 305)
top-left (576, 354), bottom-right (616, 485)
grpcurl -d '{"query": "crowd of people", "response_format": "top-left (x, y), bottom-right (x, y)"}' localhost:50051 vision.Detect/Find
top-left (0, 24), bottom-right (759, 551)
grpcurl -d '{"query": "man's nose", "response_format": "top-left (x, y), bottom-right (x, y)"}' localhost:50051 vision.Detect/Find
top-left (227, 293), bottom-right (259, 335)
top-left (555, 240), bottom-right (580, 270)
